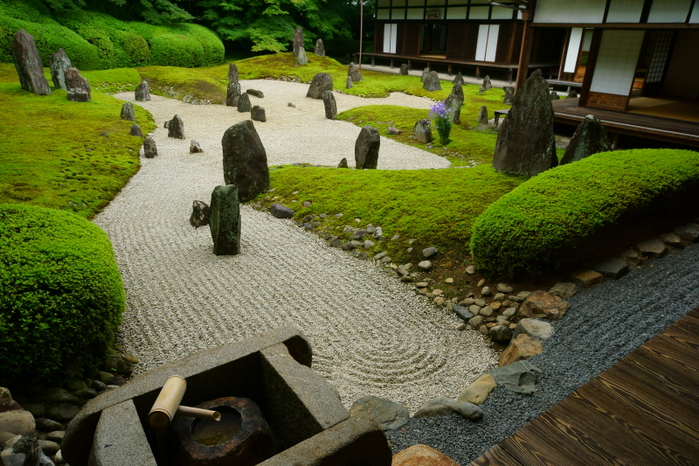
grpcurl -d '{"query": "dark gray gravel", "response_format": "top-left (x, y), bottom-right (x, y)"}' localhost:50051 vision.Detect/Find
top-left (385, 242), bottom-right (699, 464)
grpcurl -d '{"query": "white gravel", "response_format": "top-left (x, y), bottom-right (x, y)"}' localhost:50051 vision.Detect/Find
top-left (97, 80), bottom-right (495, 413)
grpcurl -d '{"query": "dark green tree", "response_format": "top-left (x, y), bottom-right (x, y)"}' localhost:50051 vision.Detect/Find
top-left (40, 0), bottom-right (193, 23)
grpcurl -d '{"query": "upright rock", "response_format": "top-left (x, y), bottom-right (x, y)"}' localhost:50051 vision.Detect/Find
top-left (445, 83), bottom-right (464, 124)
top-left (322, 90), bottom-right (337, 119)
top-left (120, 102), bottom-right (135, 122)
top-left (422, 71), bottom-right (441, 92)
top-left (222, 120), bottom-right (270, 202)
top-left (129, 124), bottom-right (143, 137)
top-left (12, 30), bottom-right (51, 95)
top-left (237, 93), bottom-right (251, 112)
top-left (550, 91), bottom-right (560, 100)
top-left (482, 75), bottom-right (492, 91)
top-left (314, 39), bottom-right (325, 57)
top-left (135, 80), bottom-right (150, 101)
top-left (453, 72), bottom-right (465, 85)
top-left (226, 81), bottom-right (241, 107)
top-left (297, 47), bottom-right (308, 65)
top-left (478, 106), bottom-right (488, 125)
top-left (227, 62), bottom-right (239, 84)
top-left (345, 76), bottom-right (353, 89)
top-left (413, 119), bottom-right (432, 143)
top-left (348, 62), bottom-right (363, 82)
top-left (421, 68), bottom-right (430, 82)
top-left (307, 72), bottom-right (333, 99)
top-left (355, 125), bottom-right (380, 169)
top-left (190, 139), bottom-right (204, 153)
top-left (251, 105), bottom-right (266, 122)
top-left (568, 89), bottom-right (578, 99)
top-left (168, 114), bottom-right (185, 139)
top-left (560, 115), bottom-right (612, 165)
top-left (399, 64), bottom-right (409, 75)
top-left (492, 69), bottom-right (557, 176)
top-left (65, 67), bottom-right (91, 102)
top-left (293, 27), bottom-right (304, 58)
top-left (209, 185), bottom-right (241, 255)
top-left (143, 136), bottom-right (157, 158)
top-left (503, 86), bottom-right (514, 105)
top-left (190, 200), bottom-right (209, 228)
top-left (50, 48), bottom-right (72, 90)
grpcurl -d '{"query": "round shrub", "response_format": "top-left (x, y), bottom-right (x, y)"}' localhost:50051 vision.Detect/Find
top-left (149, 32), bottom-right (203, 67)
top-left (76, 26), bottom-right (116, 69)
top-left (0, 204), bottom-right (125, 385)
top-left (470, 149), bottom-right (699, 277)
top-left (116, 31), bottom-right (150, 66)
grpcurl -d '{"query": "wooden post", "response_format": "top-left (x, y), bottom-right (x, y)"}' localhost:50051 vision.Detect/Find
top-left (515, 9), bottom-right (534, 93)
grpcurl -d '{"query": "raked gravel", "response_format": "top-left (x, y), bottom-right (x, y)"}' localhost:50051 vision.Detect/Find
top-left (97, 80), bottom-right (493, 413)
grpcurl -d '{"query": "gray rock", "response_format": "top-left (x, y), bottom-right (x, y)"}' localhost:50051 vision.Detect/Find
top-left (413, 397), bottom-right (483, 421)
top-left (466, 265), bottom-right (476, 274)
top-left (209, 185), bottom-right (241, 255)
top-left (412, 119), bottom-right (432, 143)
top-left (568, 89), bottom-right (578, 98)
top-left (399, 64), bottom-right (409, 75)
top-left (168, 114), bottom-right (185, 139)
top-left (322, 90), bottom-right (337, 119)
top-left (143, 136), bottom-right (157, 158)
top-left (129, 124), bottom-right (143, 137)
top-left (550, 91), bottom-right (560, 100)
top-left (503, 86), bottom-right (514, 105)
top-left (492, 69), bottom-right (557, 176)
top-left (519, 290), bottom-right (570, 320)
top-left (338, 157), bottom-right (348, 168)
top-left (222, 120), bottom-right (270, 202)
top-left (270, 204), bottom-right (294, 219)
top-left (65, 67), bottom-right (90, 102)
top-left (480, 306), bottom-right (494, 317)
top-left (120, 102), bottom-right (135, 122)
top-left (237, 92), bottom-right (252, 112)
top-left (348, 62), bottom-right (362, 82)
top-left (481, 286), bottom-right (492, 297)
top-left (39, 388), bottom-right (78, 405)
top-left (422, 71), bottom-right (441, 92)
top-left (590, 257), bottom-right (629, 279)
top-left (488, 360), bottom-right (541, 394)
top-left (349, 395), bottom-right (409, 430)
top-left (189, 200), bottom-right (209, 228)
top-left (345, 76), bottom-right (353, 89)
top-left (189, 139), bottom-right (204, 153)
top-left (560, 115), bottom-right (613, 165)
top-left (621, 248), bottom-right (641, 265)
top-left (421, 68), bottom-right (430, 82)
top-left (226, 81), bottom-right (241, 107)
top-left (293, 27), bottom-right (304, 58)
top-left (660, 232), bottom-right (684, 248)
top-left (444, 92), bottom-right (463, 125)
top-left (386, 126), bottom-right (401, 135)
top-left (513, 318), bottom-right (554, 341)
top-left (475, 298), bottom-right (486, 307)
top-left (496, 283), bottom-right (514, 294)
top-left (307, 72), bottom-right (334, 99)
top-left (91, 380), bottom-right (107, 391)
top-left (353, 229), bottom-right (367, 240)
top-left (548, 281), bottom-right (577, 299)
top-left (227, 62), bottom-right (239, 85)
top-left (355, 126), bottom-right (380, 169)
top-left (47, 404), bottom-right (79, 422)
top-left (135, 80), bottom-right (150, 101)
top-left (482, 75), bottom-right (492, 91)
top-left (50, 48), bottom-right (71, 90)
top-left (469, 305), bottom-right (481, 315)
top-left (251, 105), bottom-right (267, 122)
top-left (418, 260), bottom-right (432, 271)
top-left (452, 72), bottom-right (464, 85)
top-left (489, 325), bottom-right (513, 343)
top-left (247, 89), bottom-right (264, 98)
top-left (12, 30), bottom-right (51, 95)
top-left (422, 247), bottom-right (437, 259)
top-left (636, 239), bottom-right (668, 258)
top-left (0, 410), bottom-right (35, 436)
top-left (2, 435), bottom-right (41, 466)
top-left (478, 106), bottom-right (488, 125)
top-left (297, 47), bottom-right (308, 65)
top-left (314, 39), bottom-right (325, 57)
top-left (674, 225), bottom-right (699, 243)
top-left (453, 305), bottom-right (474, 322)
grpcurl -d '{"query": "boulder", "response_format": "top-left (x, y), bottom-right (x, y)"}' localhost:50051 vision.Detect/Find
top-left (560, 115), bottom-right (612, 165)
top-left (168, 114), bottom-right (185, 139)
top-left (349, 395), bottom-right (409, 430)
top-left (293, 27), bottom-right (304, 58)
top-left (346, 76), bottom-right (353, 89)
top-left (674, 225), bottom-right (699, 243)
top-left (452, 72), bottom-right (464, 85)
top-left (270, 204), bottom-right (294, 219)
top-left (413, 397), bottom-right (483, 422)
top-left (338, 158), bottom-right (349, 168)
top-left (190, 200), bottom-right (209, 228)
top-left (399, 64), bottom-right (409, 75)
top-left (322, 90), bottom-right (337, 119)
top-left (568, 89), bottom-right (578, 99)
top-left (519, 290), bottom-right (570, 320)
top-left (143, 136), bottom-right (157, 158)
top-left (47, 403), bottom-right (79, 422)
top-left (190, 139), bottom-right (204, 153)
top-left (412, 119), bottom-right (432, 143)
top-left (12, 30), bottom-right (51, 95)
top-left (222, 120), bottom-right (270, 202)
top-left (209, 185), bottom-right (241, 255)
top-left (0, 410), bottom-right (35, 436)
top-left (489, 325), bottom-right (513, 343)
top-left (247, 89), bottom-right (264, 98)
top-left (503, 86), bottom-right (514, 105)
top-left (251, 106), bottom-right (266, 122)
top-left (307, 73), bottom-right (333, 99)
top-left (226, 81), bottom-right (241, 107)
top-left (297, 47), bottom-right (308, 65)
top-left (513, 318), bottom-right (554, 341)
top-left (65, 67), bottom-right (90, 102)
top-left (422, 71), bottom-right (441, 91)
top-left (571, 268), bottom-right (604, 287)
top-left (237, 93), bottom-right (252, 112)
top-left (488, 360), bottom-right (541, 394)
top-left (129, 124), bottom-right (143, 137)
top-left (392, 445), bottom-right (459, 466)
top-left (354, 126), bottom-right (380, 169)
top-left (499, 334), bottom-right (543, 367)
top-left (492, 69), bottom-right (557, 176)
top-left (482, 75), bottom-right (492, 91)
top-left (314, 38), bottom-right (325, 57)
top-left (120, 102), bottom-right (135, 122)
top-left (457, 374), bottom-right (497, 405)
top-left (135, 80), bottom-right (150, 101)
top-left (478, 106), bottom-right (488, 125)
top-left (348, 62), bottom-right (363, 82)
top-left (50, 48), bottom-right (72, 90)
top-left (227, 62), bottom-right (239, 84)
top-left (548, 282), bottom-right (577, 299)
top-left (421, 68), bottom-right (430, 82)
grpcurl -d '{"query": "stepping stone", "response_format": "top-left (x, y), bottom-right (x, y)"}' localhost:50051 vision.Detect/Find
top-left (571, 268), bottom-right (604, 288)
top-left (660, 232), bottom-right (684, 248)
top-left (636, 239), bottom-right (668, 258)
top-left (590, 257), bottom-right (629, 279)
top-left (674, 225), bottom-right (699, 243)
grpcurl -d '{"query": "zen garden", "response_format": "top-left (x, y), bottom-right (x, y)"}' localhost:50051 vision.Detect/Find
top-left (1, 0), bottom-right (698, 465)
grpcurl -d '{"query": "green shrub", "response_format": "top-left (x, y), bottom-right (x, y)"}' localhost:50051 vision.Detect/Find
top-left (0, 204), bottom-right (125, 385)
top-left (470, 149), bottom-right (699, 277)
top-left (76, 25), bottom-right (116, 69)
top-left (116, 31), bottom-right (150, 66)
top-left (149, 32), bottom-right (202, 67)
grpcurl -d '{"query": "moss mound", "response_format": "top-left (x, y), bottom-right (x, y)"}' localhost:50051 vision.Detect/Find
top-left (0, 204), bottom-right (125, 385)
top-left (470, 149), bottom-right (699, 277)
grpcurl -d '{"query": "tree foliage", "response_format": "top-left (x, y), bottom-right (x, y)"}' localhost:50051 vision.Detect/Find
top-left (40, 0), bottom-right (193, 24)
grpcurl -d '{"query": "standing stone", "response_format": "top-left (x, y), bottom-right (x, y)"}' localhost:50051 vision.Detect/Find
top-left (314, 39), bottom-right (325, 57)
top-left (297, 47), bottom-right (308, 65)
top-left (251, 106), bottom-right (266, 122)
top-left (143, 136), bottom-right (157, 158)
top-left (503, 86), bottom-right (514, 105)
top-left (445, 84), bottom-right (464, 125)
top-left (190, 200), bottom-right (209, 228)
top-left (190, 139), bottom-right (203, 153)
top-left (227, 62), bottom-right (239, 84)
top-left (293, 27), bottom-right (304, 58)
top-left (237, 93), bottom-right (251, 112)
top-left (226, 81), bottom-right (241, 107)
top-left (482, 75), bottom-right (492, 91)
top-left (50, 48), bottom-right (72, 90)
top-left (421, 68), bottom-right (430, 82)
top-left (168, 115), bottom-right (185, 139)
top-left (209, 185), bottom-right (241, 255)
top-left (422, 71), bottom-right (441, 91)
top-left (492, 69), bottom-right (557, 176)
top-left (306, 72), bottom-right (333, 99)
top-left (65, 67), bottom-right (91, 102)
top-left (348, 62), bottom-right (363, 82)
top-left (355, 125), bottom-right (380, 169)
top-left (550, 91), bottom-right (560, 100)
top-left (222, 120), bottom-right (270, 202)
top-left (478, 106), bottom-right (488, 125)
top-left (135, 80), bottom-right (150, 101)
top-left (322, 90), bottom-right (337, 119)
top-left (453, 72), bottom-right (465, 85)
top-left (338, 158), bottom-right (348, 168)
top-left (451, 82), bottom-right (464, 101)
top-left (568, 89), bottom-right (578, 99)
top-left (345, 76), bottom-right (353, 89)
top-left (12, 30), bottom-right (51, 95)
top-left (560, 115), bottom-right (612, 165)
top-left (412, 119), bottom-right (432, 143)
top-left (399, 64), bottom-right (409, 75)
top-left (129, 124), bottom-right (143, 137)
top-left (120, 102), bottom-right (135, 122)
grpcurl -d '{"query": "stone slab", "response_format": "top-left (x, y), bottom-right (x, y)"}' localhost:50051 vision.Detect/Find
top-left (91, 399), bottom-right (156, 466)
top-left (636, 239), bottom-right (668, 258)
top-left (570, 268), bottom-right (604, 288)
top-left (589, 257), bottom-right (629, 279)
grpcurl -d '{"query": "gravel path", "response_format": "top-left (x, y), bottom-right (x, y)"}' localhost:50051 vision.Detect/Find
top-left (386, 243), bottom-right (699, 464)
top-left (96, 81), bottom-right (494, 413)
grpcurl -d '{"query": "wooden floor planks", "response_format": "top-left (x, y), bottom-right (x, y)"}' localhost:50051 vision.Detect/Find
top-left (469, 306), bottom-right (699, 466)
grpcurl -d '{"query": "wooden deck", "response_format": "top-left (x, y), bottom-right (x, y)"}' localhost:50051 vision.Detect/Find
top-left (469, 306), bottom-right (699, 466)
top-left (552, 98), bottom-right (699, 147)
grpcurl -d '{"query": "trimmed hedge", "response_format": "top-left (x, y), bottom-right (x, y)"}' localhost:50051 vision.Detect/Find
top-left (470, 149), bottom-right (699, 277)
top-left (0, 204), bottom-right (125, 385)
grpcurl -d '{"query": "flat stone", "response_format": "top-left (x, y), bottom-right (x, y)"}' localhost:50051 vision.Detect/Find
top-left (496, 283), bottom-right (514, 294)
top-left (349, 395), bottom-right (409, 430)
top-left (488, 360), bottom-right (541, 394)
top-left (38, 439), bottom-right (60, 456)
top-left (513, 318), bottom-right (554, 341)
top-left (660, 232), bottom-right (684, 248)
top-left (47, 403), bottom-right (79, 422)
top-left (270, 203), bottom-right (294, 219)
top-left (636, 239), bottom-right (668, 258)
top-left (92, 399), bottom-right (157, 466)
top-left (453, 305), bottom-right (473, 322)
top-left (422, 247), bottom-right (438, 258)
top-left (548, 282), bottom-right (578, 299)
top-left (457, 374), bottom-right (496, 405)
top-left (392, 444), bottom-right (459, 466)
top-left (413, 397), bottom-right (483, 421)
top-left (590, 257), bottom-right (629, 279)
top-left (490, 301), bottom-right (502, 311)
top-left (674, 225), bottom-right (699, 243)
top-left (36, 418), bottom-right (63, 432)
top-left (499, 334), bottom-right (543, 367)
top-left (466, 265), bottom-right (476, 274)
top-left (622, 248), bottom-right (641, 265)
top-left (469, 305), bottom-right (481, 315)
top-left (519, 290), bottom-right (570, 320)
top-left (40, 388), bottom-right (78, 404)
top-left (571, 268), bottom-right (604, 288)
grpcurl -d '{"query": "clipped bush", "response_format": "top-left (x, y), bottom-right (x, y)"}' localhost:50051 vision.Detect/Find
top-left (470, 149), bottom-right (699, 277)
top-left (149, 32), bottom-right (203, 68)
top-left (0, 204), bottom-right (125, 385)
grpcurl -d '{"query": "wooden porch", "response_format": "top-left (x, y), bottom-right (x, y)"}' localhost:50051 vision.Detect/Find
top-left (469, 306), bottom-right (699, 466)
top-left (552, 98), bottom-right (699, 148)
